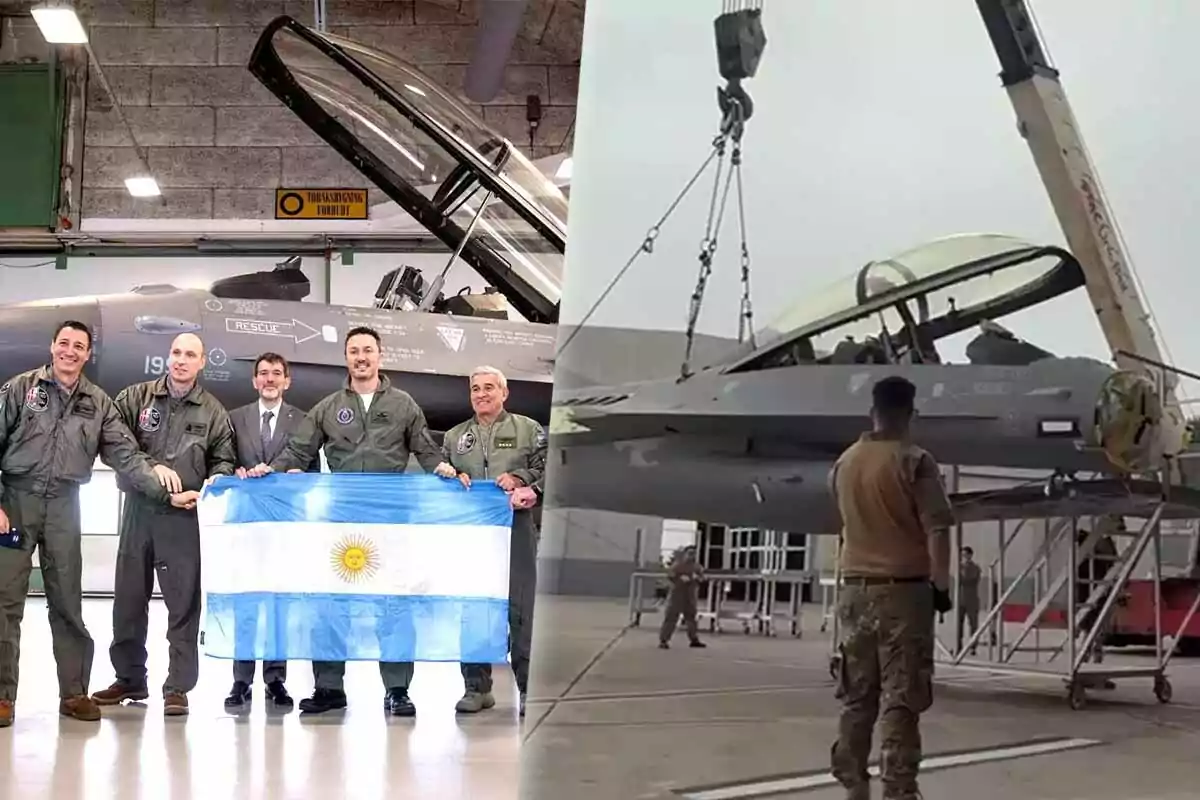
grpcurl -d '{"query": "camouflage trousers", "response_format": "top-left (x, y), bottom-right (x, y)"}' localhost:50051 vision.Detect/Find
top-left (831, 580), bottom-right (935, 799)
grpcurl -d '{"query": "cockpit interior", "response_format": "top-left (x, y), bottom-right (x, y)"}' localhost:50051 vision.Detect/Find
top-left (725, 234), bottom-right (1085, 374)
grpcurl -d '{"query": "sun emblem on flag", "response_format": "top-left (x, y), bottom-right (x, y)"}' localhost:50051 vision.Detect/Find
top-left (330, 534), bottom-right (380, 583)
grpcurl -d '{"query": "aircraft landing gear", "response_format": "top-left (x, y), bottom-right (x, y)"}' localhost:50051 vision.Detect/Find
top-left (1067, 681), bottom-right (1087, 710)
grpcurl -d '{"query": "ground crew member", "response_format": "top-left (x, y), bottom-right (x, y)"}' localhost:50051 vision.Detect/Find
top-left (435, 365), bottom-right (547, 717)
top-left (0, 321), bottom-right (192, 727)
top-left (246, 326), bottom-right (452, 717)
top-left (91, 332), bottom-right (237, 717)
top-left (658, 545), bottom-right (707, 650)
top-left (957, 546), bottom-right (981, 655)
top-left (828, 376), bottom-right (954, 800)
top-left (224, 351), bottom-right (317, 711)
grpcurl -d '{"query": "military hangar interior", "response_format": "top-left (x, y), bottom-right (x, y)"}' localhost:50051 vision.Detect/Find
top-left (0, 1), bottom-right (582, 797)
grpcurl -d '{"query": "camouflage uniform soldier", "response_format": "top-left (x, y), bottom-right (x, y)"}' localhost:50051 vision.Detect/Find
top-left (956, 547), bottom-right (981, 655)
top-left (658, 545), bottom-right (707, 649)
top-left (828, 376), bottom-right (954, 800)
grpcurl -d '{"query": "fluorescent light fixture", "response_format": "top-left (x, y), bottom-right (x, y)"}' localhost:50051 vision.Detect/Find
top-left (124, 176), bottom-right (161, 197)
top-left (555, 156), bottom-right (573, 180)
top-left (404, 83), bottom-right (427, 97)
top-left (30, 6), bottom-right (88, 44)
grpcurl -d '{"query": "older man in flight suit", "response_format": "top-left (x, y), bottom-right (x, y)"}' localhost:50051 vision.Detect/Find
top-left (0, 321), bottom-right (192, 727)
top-left (829, 376), bottom-right (954, 800)
top-left (246, 325), bottom-right (452, 716)
top-left (435, 365), bottom-right (546, 717)
top-left (91, 332), bottom-right (237, 717)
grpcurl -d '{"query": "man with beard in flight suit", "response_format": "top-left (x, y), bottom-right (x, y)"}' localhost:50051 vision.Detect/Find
top-left (245, 326), bottom-right (454, 716)
top-left (91, 332), bottom-right (237, 717)
top-left (0, 320), bottom-right (190, 727)
top-left (224, 351), bottom-right (319, 711)
top-left (434, 366), bottom-right (546, 718)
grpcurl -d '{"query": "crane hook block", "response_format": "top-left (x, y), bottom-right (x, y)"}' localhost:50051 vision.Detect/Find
top-left (714, 6), bottom-right (767, 83)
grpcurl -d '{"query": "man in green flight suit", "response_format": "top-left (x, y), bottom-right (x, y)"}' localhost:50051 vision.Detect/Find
top-left (435, 365), bottom-right (546, 718)
top-left (0, 321), bottom-right (191, 727)
top-left (91, 332), bottom-right (238, 717)
top-left (245, 325), bottom-right (454, 716)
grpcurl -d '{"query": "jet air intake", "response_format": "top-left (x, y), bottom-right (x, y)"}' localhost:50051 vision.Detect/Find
top-left (1093, 370), bottom-right (1164, 474)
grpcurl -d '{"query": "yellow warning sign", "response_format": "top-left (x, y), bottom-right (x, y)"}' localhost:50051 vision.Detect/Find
top-left (275, 188), bottom-right (369, 220)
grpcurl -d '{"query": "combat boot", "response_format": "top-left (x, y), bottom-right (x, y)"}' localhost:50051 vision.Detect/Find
top-left (163, 692), bottom-right (189, 717)
top-left (0, 699), bottom-right (12, 727)
top-left (455, 690), bottom-right (495, 714)
top-left (91, 680), bottom-right (149, 706)
top-left (60, 695), bottom-right (101, 721)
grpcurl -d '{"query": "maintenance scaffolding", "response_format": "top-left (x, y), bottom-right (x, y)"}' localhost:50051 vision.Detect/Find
top-left (825, 466), bottom-right (1200, 709)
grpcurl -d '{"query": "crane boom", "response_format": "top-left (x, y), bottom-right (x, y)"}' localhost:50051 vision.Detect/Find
top-left (974, 0), bottom-right (1188, 467)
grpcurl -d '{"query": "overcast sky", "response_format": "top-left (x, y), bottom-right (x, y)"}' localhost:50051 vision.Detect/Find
top-left (560, 0), bottom-right (1200, 393)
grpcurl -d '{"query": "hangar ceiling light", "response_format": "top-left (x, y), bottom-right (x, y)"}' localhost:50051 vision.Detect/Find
top-left (124, 176), bottom-right (161, 198)
top-left (30, 3), bottom-right (87, 44)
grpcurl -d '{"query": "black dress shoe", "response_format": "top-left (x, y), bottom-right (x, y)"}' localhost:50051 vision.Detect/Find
top-left (689, 639), bottom-right (707, 648)
top-left (298, 688), bottom-right (347, 714)
top-left (224, 681), bottom-right (251, 709)
top-left (265, 681), bottom-right (293, 708)
top-left (383, 688), bottom-right (415, 717)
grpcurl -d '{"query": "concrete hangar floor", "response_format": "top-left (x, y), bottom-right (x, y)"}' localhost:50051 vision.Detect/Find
top-left (519, 598), bottom-right (1200, 800)
top-left (9, 596), bottom-right (1200, 799)
top-left (4, 597), bottom-right (520, 800)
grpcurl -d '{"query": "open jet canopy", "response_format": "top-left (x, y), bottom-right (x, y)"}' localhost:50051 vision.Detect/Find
top-left (248, 15), bottom-right (567, 325)
top-left (725, 233), bottom-right (1084, 373)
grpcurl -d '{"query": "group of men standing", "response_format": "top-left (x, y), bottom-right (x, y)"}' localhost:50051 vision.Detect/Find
top-left (0, 320), bottom-right (545, 727)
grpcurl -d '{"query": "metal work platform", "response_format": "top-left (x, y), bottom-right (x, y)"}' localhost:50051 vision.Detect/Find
top-left (825, 467), bottom-right (1200, 710)
top-left (627, 568), bottom-right (814, 637)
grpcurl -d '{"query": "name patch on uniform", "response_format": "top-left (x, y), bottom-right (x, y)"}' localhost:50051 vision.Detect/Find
top-left (373, 410), bottom-right (390, 423)
top-left (24, 386), bottom-right (49, 413)
top-left (456, 430), bottom-right (476, 454)
top-left (185, 422), bottom-right (208, 437)
top-left (495, 437), bottom-right (516, 450)
top-left (72, 399), bottom-right (95, 419)
top-left (336, 407), bottom-right (354, 425)
top-left (138, 406), bottom-right (161, 433)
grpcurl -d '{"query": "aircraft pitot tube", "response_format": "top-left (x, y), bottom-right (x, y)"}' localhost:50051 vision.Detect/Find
top-left (1093, 370), bottom-right (1165, 474)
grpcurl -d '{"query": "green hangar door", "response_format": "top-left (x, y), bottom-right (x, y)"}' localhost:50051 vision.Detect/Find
top-left (0, 63), bottom-right (63, 229)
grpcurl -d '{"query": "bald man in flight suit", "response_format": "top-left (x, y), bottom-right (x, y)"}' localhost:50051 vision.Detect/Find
top-left (828, 376), bottom-right (955, 800)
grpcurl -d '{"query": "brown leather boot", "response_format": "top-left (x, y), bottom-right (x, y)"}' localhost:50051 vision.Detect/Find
top-left (0, 699), bottom-right (12, 728)
top-left (163, 692), bottom-right (189, 716)
top-left (60, 695), bottom-right (101, 721)
top-left (91, 681), bottom-right (149, 706)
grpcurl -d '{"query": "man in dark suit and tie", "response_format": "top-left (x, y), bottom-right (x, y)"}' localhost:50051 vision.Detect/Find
top-left (224, 352), bottom-right (315, 711)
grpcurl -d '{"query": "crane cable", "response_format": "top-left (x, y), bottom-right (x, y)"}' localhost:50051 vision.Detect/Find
top-left (554, 3), bottom-right (765, 376)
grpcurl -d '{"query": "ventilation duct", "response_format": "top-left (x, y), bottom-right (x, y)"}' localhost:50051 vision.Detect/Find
top-left (463, 0), bottom-right (530, 103)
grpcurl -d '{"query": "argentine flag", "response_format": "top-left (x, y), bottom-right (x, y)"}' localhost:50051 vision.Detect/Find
top-left (197, 473), bottom-right (513, 663)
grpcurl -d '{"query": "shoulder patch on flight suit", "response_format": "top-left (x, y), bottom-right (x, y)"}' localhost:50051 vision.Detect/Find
top-left (335, 406), bottom-right (354, 425)
top-left (24, 385), bottom-right (49, 413)
top-left (534, 422), bottom-right (546, 449)
top-left (456, 430), bottom-right (476, 454)
top-left (138, 406), bottom-right (161, 432)
top-left (185, 422), bottom-right (208, 437)
top-left (0, 381), bottom-right (8, 395)
top-left (495, 437), bottom-right (516, 449)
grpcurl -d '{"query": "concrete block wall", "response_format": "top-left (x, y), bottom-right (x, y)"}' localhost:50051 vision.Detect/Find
top-left (41, 0), bottom-right (581, 220)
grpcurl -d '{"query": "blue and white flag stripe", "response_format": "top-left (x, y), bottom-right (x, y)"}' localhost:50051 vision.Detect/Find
top-left (198, 473), bottom-right (513, 663)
